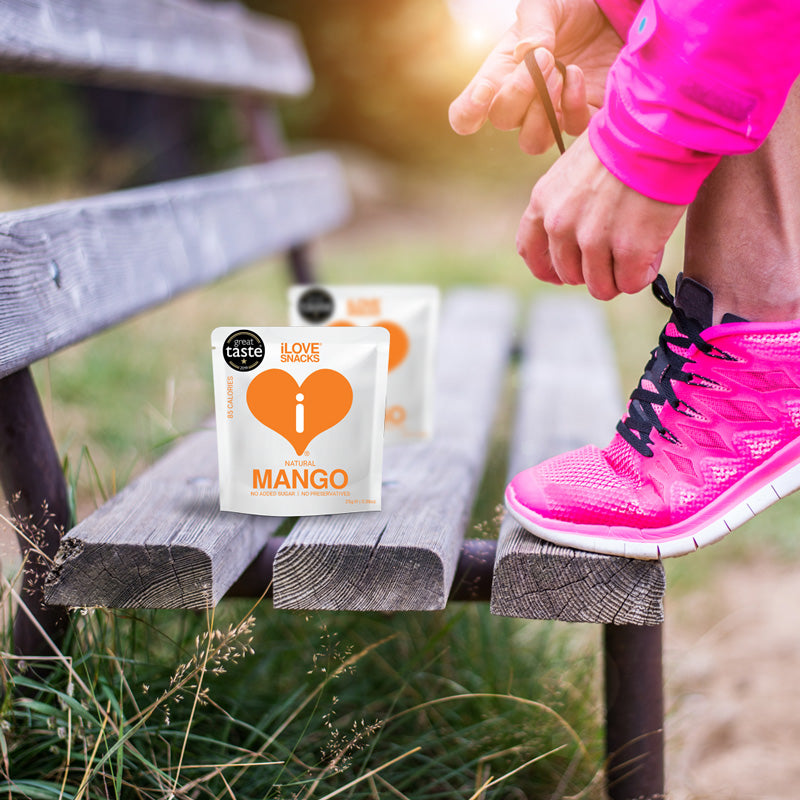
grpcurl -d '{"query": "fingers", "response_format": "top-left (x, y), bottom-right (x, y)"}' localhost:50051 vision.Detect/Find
top-left (512, 3), bottom-right (557, 59)
top-left (515, 49), bottom-right (565, 153)
top-left (546, 224), bottom-right (583, 285)
top-left (449, 4), bottom-right (562, 143)
top-left (519, 213), bottom-right (623, 300)
top-left (489, 59), bottom-right (539, 132)
top-left (562, 65), bottom-right (592, 136)
top-left (485, 58), bottom-right (535, 131)
top-left (580, 242), bottom-right (618, 300)
top-left (612, 246), bottom-right (661, 294)
top-left (516, 127), bottom-right (686, 302)
top-left (517, 219), bottom-right (622, 299)
top-left (449, 30), bottom-right (520, 135)
top-left (517, 205), bottom-right (561, 285)
top-left (488, 48), bottom-right (564, 154)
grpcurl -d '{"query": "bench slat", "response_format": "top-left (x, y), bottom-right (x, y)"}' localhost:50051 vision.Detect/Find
top-left (44, 426), bottom-right (283, 609)
top-left (0, 153), bottom-right (349, 378)
top-left (0, 0), bottom-right (311, 97)
top-left (272, 289), bottom-right (517, 612)
top-left (491, 297), bottom-right (666, 625)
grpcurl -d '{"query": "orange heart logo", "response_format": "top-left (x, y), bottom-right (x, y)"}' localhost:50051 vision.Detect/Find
top-left (246, 369), bottom-right (353, 455)
top-left (330, 320), bottom-right (409, 371)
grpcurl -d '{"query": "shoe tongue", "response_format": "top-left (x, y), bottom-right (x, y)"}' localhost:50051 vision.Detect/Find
top-left (673, 272), bottom-right (748, 326)
top-left (674, 273), bottom-right (714, 328)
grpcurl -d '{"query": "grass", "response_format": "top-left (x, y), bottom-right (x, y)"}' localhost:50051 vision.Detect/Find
top-left (0, 163), bottom-right (612, 797)
top-left (1, 569), bottom-right (605, 798)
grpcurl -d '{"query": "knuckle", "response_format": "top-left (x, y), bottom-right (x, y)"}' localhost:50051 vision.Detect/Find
top-left (542, 211), bottom-right (566, 237)
top-left (575, 230), bottom-right (601, 255)
top-left (509, 74), bottom-right (534, 97)
top-left (611, 238), bottom-right (648, 263)
top-left (487, 104), bottom-right (520, 132)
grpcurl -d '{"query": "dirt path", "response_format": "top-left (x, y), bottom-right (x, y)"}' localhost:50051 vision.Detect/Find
top-left (665, 558), bottom-right (800, 799)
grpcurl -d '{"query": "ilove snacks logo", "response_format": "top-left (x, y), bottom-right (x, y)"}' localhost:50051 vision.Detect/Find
top-left (330, 320), bottom-right (409, 371)
top-left (246, 368), bottom-right (353, 455)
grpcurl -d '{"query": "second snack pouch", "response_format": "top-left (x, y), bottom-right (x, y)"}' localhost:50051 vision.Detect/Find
top-left (289, 285), bottom-right (439, 443)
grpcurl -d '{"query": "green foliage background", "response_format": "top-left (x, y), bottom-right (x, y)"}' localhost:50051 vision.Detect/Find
top-left (0, 0), bottom-right (515, 185)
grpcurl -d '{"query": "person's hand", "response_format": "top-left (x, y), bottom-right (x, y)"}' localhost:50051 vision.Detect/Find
top-left (448, 0), bottom-right (623, 153)
top-left (517, 131), bottom-right (688, 299)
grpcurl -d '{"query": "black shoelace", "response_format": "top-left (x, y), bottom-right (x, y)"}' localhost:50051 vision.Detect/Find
top-left (617, 275), bottom-right (735, 457)
top-left (523, 50), bottom-right (567, 154)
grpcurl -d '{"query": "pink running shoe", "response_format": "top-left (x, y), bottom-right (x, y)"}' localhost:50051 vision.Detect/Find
top-left (506, 273), bottom-right (800, 559)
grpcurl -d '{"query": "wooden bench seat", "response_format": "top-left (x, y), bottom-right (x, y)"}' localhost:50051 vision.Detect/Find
top-left (46, 290), bottom-right (666, 628)
top-left (44, 289), bottom-right (515, 609)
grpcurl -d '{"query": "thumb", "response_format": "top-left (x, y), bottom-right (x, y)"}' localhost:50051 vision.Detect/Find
top-left (512, 2), bottom-right (557, 61)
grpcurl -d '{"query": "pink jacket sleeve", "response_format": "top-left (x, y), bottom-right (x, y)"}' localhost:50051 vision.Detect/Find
top-left (588, 0), bottom-right (800, 204)
top-left (595, 0), bottom-right (640, 40)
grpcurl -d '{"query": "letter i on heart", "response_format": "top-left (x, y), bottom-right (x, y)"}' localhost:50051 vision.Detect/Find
top-left (246, 369), bottom-right (353, 455)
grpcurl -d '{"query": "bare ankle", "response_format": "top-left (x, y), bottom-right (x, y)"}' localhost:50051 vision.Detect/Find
top-left (686, 272), bottom-right (800, 325)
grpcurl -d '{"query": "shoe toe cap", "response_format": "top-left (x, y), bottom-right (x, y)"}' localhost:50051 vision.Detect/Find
top-left (506, 466), bottom-right (549, 517)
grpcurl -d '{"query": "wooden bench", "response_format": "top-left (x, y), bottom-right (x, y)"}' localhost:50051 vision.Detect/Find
top-left (0, 3), bottom-right (666, 799)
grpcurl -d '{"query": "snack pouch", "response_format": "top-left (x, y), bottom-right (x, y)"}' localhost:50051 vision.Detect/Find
top-left (211, 326), bottom-right (389, 516)
top-left (288, 285), bottom-right (439, 443)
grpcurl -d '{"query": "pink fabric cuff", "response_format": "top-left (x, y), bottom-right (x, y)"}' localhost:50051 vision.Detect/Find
top-left (589, 95), bottom-right (721, 205)
top-left (594, 0), bottom-right (641, 40)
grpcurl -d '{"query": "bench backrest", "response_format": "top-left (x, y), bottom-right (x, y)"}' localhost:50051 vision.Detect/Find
top-left (0, 0), bottom-right (311, 97)
top-left (0, 0), bottom-right (350, 378)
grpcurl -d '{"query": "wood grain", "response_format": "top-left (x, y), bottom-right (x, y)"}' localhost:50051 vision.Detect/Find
top-left (0, 0), bottom-right (311, 97)
top-left (44, 425), bottom-right (284, 609)
top-left (490, 297), bottom-right (666, 625)
top-left (0, 153), bottom-right (350, 378)
top-left (272, 289), bottom-right (517, 612)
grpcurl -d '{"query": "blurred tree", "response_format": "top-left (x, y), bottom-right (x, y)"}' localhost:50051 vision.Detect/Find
top-left (0, 1), bottom-right (519, 184)
top-left (249, 0), bottom-right (471, 165)
top-left (0, 75), bottom-right (89, 183)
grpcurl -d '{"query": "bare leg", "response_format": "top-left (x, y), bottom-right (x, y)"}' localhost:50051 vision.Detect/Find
top-left (684, 79), bottom-right (800, 324)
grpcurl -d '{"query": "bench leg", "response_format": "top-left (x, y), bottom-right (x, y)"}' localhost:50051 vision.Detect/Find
top-left (604, 623), bottom-right (665, 800)
top-left (0, 369), bottom-right (70, 658)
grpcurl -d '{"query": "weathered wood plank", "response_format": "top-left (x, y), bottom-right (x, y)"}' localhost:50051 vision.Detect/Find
top-left (272, 289), bottom-right (517, 612)
top-left (490, 297), bottom-right (666, 625)
top-left (0, 0), bottom-right (311, 97)
top-left (0, 152), bottom-right (350, 378)
top-left (44, 425), bottom-right (284, 609)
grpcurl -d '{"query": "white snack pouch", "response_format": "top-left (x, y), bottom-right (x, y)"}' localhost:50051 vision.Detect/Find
top-left (288, 285), bottom-right (439, 443)
top-left (211, 326), bottom-right (389, 516)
